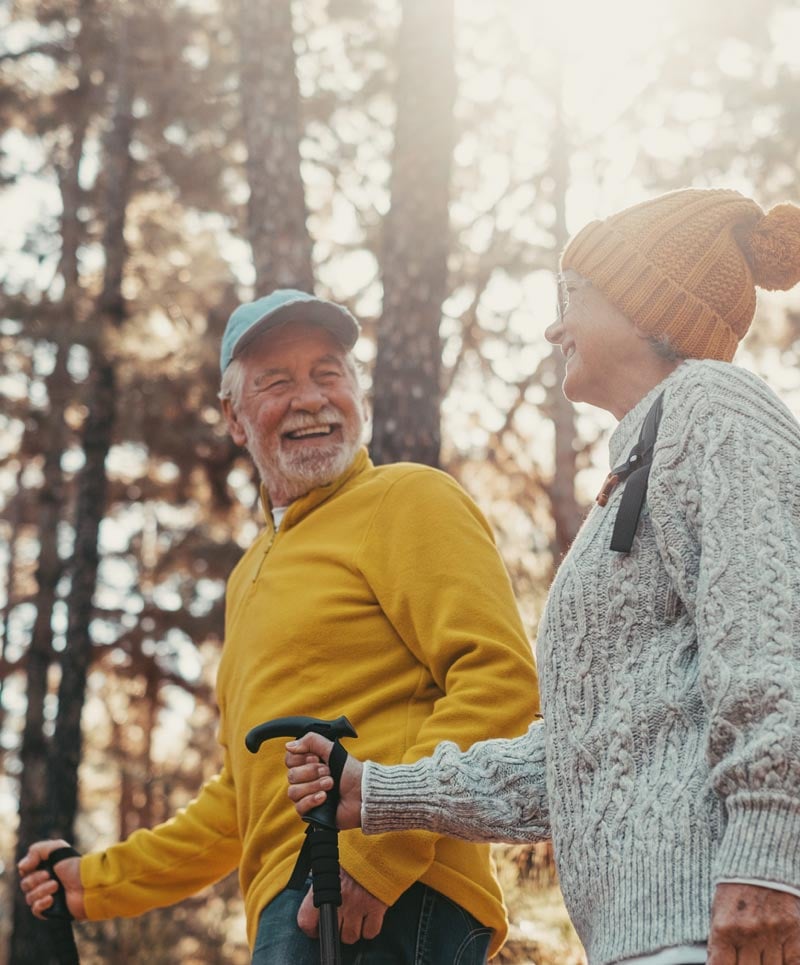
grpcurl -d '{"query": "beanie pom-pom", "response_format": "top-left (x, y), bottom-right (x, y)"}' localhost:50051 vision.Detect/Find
top-left (743, 202), bottom-right (800, 291)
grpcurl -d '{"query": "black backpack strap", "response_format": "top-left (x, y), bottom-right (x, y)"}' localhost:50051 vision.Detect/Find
top-left (609, 462), bottom-right (653, 553)
top-left (596, 391), bottom-right (664, 554)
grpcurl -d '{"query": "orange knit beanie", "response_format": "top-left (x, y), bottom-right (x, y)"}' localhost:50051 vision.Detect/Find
top-left (560, 187), bottom-right (800, 361)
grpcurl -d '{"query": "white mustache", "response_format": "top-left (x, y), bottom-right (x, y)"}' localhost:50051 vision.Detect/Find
top-left (280, 407), bottom-right (342, 434)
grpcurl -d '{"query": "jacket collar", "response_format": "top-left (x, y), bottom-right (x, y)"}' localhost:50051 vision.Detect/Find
top-left (259, 446), bottom-right (371, 531)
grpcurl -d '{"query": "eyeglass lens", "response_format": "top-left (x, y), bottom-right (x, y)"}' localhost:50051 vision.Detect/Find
top-left (557, 275), bottom-right (568, 324)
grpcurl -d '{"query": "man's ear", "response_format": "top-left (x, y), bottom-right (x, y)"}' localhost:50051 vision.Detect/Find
top-left (221, 397), bottom-right (247, 447)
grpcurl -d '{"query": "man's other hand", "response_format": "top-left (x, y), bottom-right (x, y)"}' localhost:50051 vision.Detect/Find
top-left (297, 869), bottom-right (388, 944)
top-left (17, 839), bottom-right (86, 921)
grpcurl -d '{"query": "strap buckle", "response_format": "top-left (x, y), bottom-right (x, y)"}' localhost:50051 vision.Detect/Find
top-left (597, 391), bottom-right (665, 553)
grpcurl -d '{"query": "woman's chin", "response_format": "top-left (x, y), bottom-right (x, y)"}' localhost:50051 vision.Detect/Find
top-left (561, 370), bottom-right (584, 405)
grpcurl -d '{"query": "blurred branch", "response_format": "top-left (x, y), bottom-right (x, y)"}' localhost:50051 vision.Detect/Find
top-left (0, 42), bottom-right (67, 64)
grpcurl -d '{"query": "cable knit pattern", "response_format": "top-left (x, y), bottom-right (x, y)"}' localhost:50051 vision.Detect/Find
top-left (363, 722), bottom-right (550, 843)
top-left (362, 360), bottom-right (800, 965)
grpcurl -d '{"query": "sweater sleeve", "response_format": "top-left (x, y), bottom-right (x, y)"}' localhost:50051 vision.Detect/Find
top-left (81, 760), bottom-right (241, 919)
top-left (362, 720), bottom-right (550, 843)
top-left (656, 367), bottom-right (800, 890)
top-left (339, 468), bottom-right (541, 904)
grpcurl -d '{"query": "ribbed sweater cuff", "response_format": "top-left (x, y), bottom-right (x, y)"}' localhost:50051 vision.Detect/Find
top-left (362, 759), bottom-right (444, 836)
top-left (714, 793), bottom-right (800, 889)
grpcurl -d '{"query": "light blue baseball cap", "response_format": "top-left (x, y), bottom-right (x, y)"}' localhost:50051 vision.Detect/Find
top-left (220, 289), bottom-right (360, 373)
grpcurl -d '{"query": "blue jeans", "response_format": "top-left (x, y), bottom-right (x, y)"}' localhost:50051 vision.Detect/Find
top-left (252, 880), bottom-right (491, 964)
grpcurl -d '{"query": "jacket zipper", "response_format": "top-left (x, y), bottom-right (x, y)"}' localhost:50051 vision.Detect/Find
top-left (251, 529), bottom-right (277, 583)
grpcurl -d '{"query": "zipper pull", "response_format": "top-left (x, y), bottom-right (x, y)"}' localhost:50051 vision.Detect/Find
top-left (251, 530), bottom-right (276, 583)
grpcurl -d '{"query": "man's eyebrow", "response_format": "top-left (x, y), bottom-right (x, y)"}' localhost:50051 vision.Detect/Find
top-left (251, 367), bottom-right (291, 386)
top-left (313, 353), bottom-right (345, 367)
top-left (250, 355), bottom-right (345, 386)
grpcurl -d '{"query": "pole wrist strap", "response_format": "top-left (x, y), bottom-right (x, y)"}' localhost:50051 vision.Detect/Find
top-left (42, 845), bottom-right (81, 922)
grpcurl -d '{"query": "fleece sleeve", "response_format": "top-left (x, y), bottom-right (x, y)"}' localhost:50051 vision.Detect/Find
top-left (81, 760), bottom-right (241, 919)
top-left (338, 469), bottom-right (541, 904)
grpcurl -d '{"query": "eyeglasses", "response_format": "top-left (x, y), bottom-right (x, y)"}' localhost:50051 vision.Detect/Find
top-left (556, 273), bottom-right (569, 326)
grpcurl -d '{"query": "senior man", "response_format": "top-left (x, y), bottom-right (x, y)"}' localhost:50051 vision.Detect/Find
top-left (19, 289), bottom-right (539, 964)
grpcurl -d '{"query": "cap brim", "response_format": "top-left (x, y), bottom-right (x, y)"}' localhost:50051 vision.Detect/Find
top-left (232, 298), bottom-right (360, 360)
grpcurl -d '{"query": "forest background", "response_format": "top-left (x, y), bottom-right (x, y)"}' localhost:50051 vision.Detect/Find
top-left (1, 0), bottom-right (799, 962)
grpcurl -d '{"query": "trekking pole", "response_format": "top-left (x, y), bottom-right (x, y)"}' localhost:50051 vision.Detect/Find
top-left (37, 845), bottom-right (82, 963)
top-left (246, 714), bottom-right (358, 965)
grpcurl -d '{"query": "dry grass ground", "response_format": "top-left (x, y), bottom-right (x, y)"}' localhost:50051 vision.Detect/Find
top-left (493, 844), bottom-right (587, 965)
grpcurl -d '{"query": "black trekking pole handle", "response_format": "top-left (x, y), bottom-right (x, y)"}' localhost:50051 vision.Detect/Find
top-left (246, 714), bottom-right (358, 965)
top-left (245, 714), bottom-right (357, 829)
top-left (21, 845), bottom-right (82, 963)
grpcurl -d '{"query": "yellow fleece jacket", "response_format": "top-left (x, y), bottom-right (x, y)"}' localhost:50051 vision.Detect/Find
top-left (81, 448), bottom-right (539, 956)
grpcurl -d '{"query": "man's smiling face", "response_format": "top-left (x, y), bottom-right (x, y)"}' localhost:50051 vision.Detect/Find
top-left (223, 321), bottom-right (366, 505)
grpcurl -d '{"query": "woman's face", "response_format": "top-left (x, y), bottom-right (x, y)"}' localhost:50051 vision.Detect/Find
top-left (544, 269), bottom-right (674, 418)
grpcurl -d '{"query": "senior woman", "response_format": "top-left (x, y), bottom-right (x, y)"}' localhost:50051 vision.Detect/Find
top-left (286, 188), bottom-right (800, 965)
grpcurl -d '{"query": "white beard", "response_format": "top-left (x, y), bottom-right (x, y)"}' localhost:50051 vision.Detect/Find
top-left (243, 405), bottom-right (365, 505)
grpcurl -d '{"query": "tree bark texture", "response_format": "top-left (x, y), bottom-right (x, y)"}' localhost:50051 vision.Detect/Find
top-left (14, 41), bottom-right (94, 845)
top-left (46, 359), bottom-right (116, 836)
top-left (238, 0), bottom-right (314, 293)
top-left (370, 0), bottom-right (456, 467)
top-left (45, 4), bottom-right (134, 840)
top-left (11, 3), bottom-right (98, 958)
top-left (544, 73), bottom-right (582, 559)
top-left (11, 348), bottom-right (77, 965)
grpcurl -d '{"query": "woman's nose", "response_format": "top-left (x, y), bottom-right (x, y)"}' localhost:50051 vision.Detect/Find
top-left (544, 318), bottom-right (564, 344)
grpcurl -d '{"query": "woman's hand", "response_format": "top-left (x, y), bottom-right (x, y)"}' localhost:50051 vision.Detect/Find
top-left (285, 733), bottom-right (364, 829)
top-left (709, 882), bottom-right (800, 965)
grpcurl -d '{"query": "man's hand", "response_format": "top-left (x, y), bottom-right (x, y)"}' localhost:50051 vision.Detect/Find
top-left (285, 732), bottom-right (363, 829)
top-left (709, 882), bottom-right (800, 965)
top-left (17, 839), bottom-right (86, 921)
top-left (297, 869), bottom-right (388, 944)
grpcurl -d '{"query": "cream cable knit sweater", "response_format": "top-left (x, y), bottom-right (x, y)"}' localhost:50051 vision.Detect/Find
top-left (362, 360), bottom-right (800, 965)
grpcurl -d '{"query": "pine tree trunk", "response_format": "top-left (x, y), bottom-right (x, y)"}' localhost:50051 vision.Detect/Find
top-left (545, 72), bottom-right (582, 559)
top-left (238, 0), bottom-right (314, 293)
top-left (46, 358), bottom-right (117, 836)
top-left (0, 464), bottom-right (22, 731)
top-left (370, 0), bottom-right (455, 467)
top-left (11, 2), bottom-right (96, 957)
top-left (10, 347), bottom-right (77, 965)
top-left (45, 6), bottom-right (134, 840)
